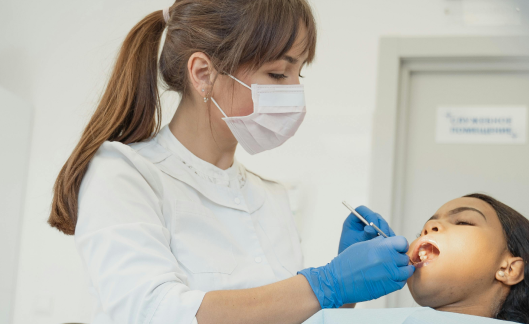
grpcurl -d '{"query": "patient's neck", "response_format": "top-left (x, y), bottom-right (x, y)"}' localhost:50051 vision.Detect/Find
top-left (434, 285), bottom-right (507, 318)
top-left (436, 303), bottom-right (493, 318)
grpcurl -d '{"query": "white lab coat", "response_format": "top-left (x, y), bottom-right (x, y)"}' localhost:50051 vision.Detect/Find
top-left (75, 125), bottom-right (304, 324)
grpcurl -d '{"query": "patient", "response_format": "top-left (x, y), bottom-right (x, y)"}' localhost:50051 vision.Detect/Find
top-left (406, 193), bottom-right (529, 323)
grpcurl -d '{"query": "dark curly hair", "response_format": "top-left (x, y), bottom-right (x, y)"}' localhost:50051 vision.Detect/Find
top-left (464, 193), bottom-right (529, 323)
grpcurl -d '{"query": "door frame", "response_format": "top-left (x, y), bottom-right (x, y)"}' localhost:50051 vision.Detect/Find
top-left (368, 36), bottom-right (529, 307)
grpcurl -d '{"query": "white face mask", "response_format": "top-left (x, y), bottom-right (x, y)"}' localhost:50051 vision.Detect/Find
top-left (211, 75), bottom-right (306, 155)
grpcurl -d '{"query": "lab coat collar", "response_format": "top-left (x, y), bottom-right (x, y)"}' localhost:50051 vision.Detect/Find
top-left (158, 126), bottom-right (241, 186)
top-left (141, 126), bottom-right (266, 214)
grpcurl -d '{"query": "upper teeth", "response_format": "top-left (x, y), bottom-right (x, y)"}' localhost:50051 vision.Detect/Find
top-left (419, 247), bottom-right (427, 261)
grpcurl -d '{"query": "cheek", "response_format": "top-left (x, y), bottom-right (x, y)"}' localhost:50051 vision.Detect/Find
top-left (213, 77), bottom-right (254, 117)
top-left (408, 231), bottom-right (497, 306)
top-left (444, 231), bottom-right (500, 277)
top-left (227, 88), bottom-right (254, 117)
top-left (235, 97), bottom-right (254, 116)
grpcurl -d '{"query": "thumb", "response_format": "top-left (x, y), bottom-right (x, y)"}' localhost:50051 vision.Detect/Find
top-left (386, 236), bottom-right (410, 253)
top-left (364, 225), bottom-right (377, 237)
top-left (395, 264), bottom-right (415, 281)
top-left (343, 212), bottom-right (365, 231)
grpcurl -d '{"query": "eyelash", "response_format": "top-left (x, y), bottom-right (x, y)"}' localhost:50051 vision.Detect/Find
top-left (456, 221), bottom-right (474, 226)
top-left (416, 219), bottom-right (475, 237)
top-left (268, 73), bottom-right (305, 80)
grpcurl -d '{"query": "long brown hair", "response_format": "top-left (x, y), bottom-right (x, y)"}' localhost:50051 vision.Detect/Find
top-left (49, 0), bottom-right (317, 235)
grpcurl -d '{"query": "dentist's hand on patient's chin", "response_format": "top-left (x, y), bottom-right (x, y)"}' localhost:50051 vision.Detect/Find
top-left (338, 205), bottom-right (396, 254)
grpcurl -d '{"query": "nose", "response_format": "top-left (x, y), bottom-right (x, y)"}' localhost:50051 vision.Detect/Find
top-left (422, 221), bottom-right (442, 236)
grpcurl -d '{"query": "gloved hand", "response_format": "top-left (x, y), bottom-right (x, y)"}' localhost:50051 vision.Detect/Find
top-left (338, 205), bottom-right (395, 254)
top-left (298, 236), bottom-right (414, 309)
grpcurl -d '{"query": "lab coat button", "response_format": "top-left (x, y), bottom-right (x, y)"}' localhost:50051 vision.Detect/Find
top-left (254, 257), bottom-right (262, 263)
top-left (234, 197), bottom-right (241, 205)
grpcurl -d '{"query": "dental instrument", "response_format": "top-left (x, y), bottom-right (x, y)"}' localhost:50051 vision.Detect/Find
top-left (342, 201), bottom-right (389, 238)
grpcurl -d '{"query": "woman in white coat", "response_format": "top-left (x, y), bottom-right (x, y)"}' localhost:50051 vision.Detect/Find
top-left (48, 1), bottom-right (415, 323)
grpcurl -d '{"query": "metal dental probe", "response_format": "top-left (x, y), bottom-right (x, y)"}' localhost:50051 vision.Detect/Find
top-left (342, 201), bottom-right (389, 238)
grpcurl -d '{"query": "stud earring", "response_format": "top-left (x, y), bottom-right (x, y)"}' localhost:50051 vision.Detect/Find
top-left (202, 89), bottom-right (205, 92)
top-left (498, 271), bottom-right (505, 277)
top-left (204, 97), bottom-right (209, 103)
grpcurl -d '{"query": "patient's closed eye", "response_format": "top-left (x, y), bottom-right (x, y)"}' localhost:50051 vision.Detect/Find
top-left (456, 220), bottom-right (474, 225)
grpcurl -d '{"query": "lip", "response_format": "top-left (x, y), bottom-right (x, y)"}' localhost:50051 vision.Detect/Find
top-left (409, 236), bottom-right (441, 267)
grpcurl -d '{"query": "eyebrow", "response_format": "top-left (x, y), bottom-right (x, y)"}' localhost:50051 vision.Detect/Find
top-left (282, 55), bottom-right (299, 64)
top-left (428, 207), bottom-right (487, 222)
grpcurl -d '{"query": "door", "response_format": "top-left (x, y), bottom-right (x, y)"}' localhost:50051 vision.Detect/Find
top-left (391, 68), bottom-right (529, 307)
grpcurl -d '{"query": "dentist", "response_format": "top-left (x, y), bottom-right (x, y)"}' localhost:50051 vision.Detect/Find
top-left (48, 1), bottom-right (414, 324)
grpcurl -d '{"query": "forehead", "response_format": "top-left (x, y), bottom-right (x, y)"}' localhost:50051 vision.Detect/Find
top-left (284, 24), bottom-right (310, 62)
top-left (436, 197), bottom-right (495, 217)
top-left (433, 197), bottom-right (504, 231)
top-left (265, 24), bottom-right (309, 65)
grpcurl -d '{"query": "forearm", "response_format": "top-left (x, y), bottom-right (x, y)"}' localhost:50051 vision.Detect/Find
top-left (196, 274), bottom-right (320, 324)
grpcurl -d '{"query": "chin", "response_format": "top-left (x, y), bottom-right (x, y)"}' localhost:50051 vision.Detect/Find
top-left (409, 286), bottom-right (433, 306)
top-left (408, 275), bottom-right (456, 309)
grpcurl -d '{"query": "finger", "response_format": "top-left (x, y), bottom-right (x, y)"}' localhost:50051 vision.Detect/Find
top-left (377, 218), bottom-right (395, 236)
top-left (343, 212), bottom-right (366, 231)
top-left (356, 206), bottom-right (386, 226)
top-left (374, 217), bottom-right (396, 237)
top-left (356, 206), bottom-right (393, 237)
top-left (373, 217), bottom-right (391, 238)
top-left (394, 280), bottom-right (407, 290)
top-left (355, 205), bottom-right (376, 223)
top-left (364, 225), bottom-right (377, 237)
top-left (386, 236), bottom-right (410, 253)
top-left (372, 213), bottom-right (397, 238)
top-left (392, 251), bottom-right (411, 267)
top-left (394, 264), bottom-right (415, 281)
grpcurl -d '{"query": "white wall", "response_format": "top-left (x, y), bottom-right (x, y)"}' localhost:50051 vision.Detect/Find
top-left (0, 87), bottom-right (32, 324)
top-left (1, 0), bottom-right (527, 323)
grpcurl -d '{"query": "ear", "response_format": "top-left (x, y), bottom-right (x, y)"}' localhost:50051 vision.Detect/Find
top-left (496, 257), bottom-right (525, 286)
top-left (187, 52), bottom-right (216, 101)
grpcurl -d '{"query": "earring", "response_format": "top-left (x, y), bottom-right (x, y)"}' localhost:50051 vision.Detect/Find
top-left (204, 97), bottom-right (209, 102)
top-left (202, 89), bottom-right (205, 92)
top-left (498, 270), bottom-right (505, 277)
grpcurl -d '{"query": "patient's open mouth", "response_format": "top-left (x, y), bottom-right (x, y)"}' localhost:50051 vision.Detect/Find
top-left (410, 239), bottom-right (441, 266)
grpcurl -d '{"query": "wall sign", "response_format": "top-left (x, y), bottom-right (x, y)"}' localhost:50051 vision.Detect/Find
top-left (436, 106), bottom-right (527, 144)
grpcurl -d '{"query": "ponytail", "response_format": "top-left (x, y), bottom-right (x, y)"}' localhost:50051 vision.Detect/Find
top-left (48, 10), bottom-right (166, 235)
top-left (49, 0), bottom-right (318, 235)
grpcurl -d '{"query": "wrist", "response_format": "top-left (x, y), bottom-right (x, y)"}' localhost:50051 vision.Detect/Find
top-left (297, 266), bottom-right (344, 309)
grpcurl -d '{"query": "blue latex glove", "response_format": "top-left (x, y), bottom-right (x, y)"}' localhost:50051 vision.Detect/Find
top-left (298, 236), bottom-right (414, 309)
top-left (338, 205), bottom-right (396, 254)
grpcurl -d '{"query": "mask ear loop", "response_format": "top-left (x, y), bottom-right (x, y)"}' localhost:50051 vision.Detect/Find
top-left (229, 74), bottom-right (252, 90)
top-left (211, 74), bottom-right (251, 118)
top-left (210, 98), bottom-right (228, 118)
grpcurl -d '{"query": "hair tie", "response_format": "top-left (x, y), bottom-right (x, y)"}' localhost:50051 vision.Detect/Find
top-left (163, 6), bottom-right (171, 24)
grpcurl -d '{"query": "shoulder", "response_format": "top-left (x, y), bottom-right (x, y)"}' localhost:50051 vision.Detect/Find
top-left (243, 166), bottom-right (290, 199)
top-left (77, 140), bottom-right (168, 233)
top-left (244, 166), bottom-right (282, 186)
top-left (89, 137), bottom-right (172, 181)
top-left (81, 140), bottom-right (167, 210)
top-left (88, 140), bottom-right (162, 181)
